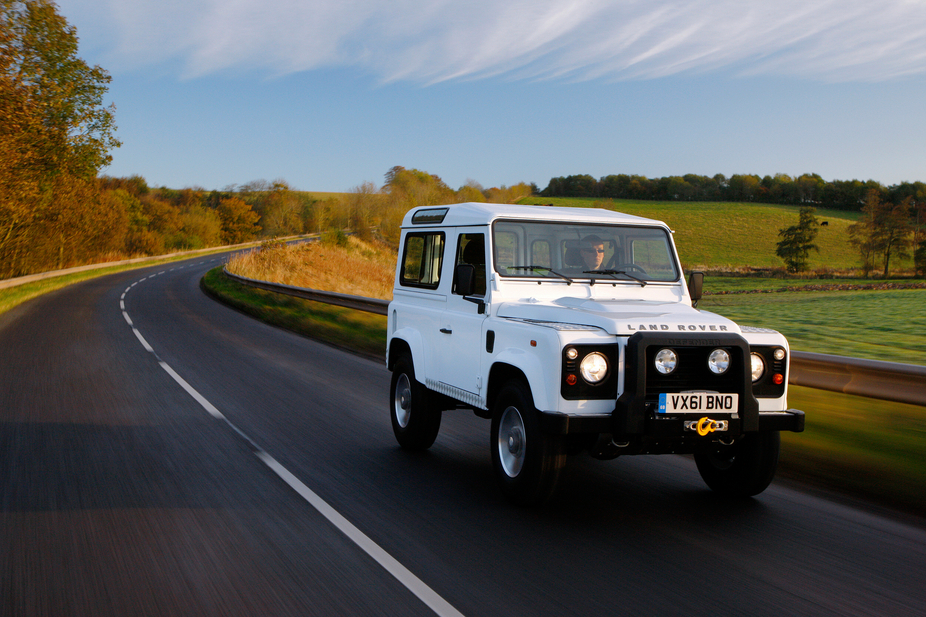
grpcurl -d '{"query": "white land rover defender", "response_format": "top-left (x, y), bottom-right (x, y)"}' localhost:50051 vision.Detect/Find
top-left (386, 203), bottom-right (804, 505)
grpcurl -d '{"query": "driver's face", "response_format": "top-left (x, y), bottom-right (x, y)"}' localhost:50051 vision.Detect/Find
top-left (582, 244), bottom-right (605, 269)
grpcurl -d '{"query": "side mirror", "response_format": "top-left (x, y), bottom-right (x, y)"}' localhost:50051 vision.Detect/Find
top-left (454, 264), bottom-right (476, 297)
top-left (688, 271), bottom-right (704, 308)
top-left (454, 264), bottom-right (486, 314)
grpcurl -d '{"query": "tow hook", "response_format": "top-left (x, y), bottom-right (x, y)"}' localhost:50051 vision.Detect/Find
top-left (685, 417), bottom-right (729, 436)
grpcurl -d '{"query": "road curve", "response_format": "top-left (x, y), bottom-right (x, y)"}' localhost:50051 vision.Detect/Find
top-left (2, 253), bottom-right (925, 617)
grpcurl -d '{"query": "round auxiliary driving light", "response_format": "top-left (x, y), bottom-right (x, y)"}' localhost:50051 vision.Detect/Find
top-left (580, 352), bottom-right (609, 384)
top-left (774, 348), bottom-right (786, 361)
top-left (708, 349), bottom-right (731, 375)
top-left (654, 348), bottom-right (678, 375)
top-left (751, 352), bottom-right (766, 382)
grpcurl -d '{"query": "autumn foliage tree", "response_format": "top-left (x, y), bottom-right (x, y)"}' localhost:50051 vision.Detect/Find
top-left (0, 0), bottom-right (120, 277)
top-left (216, 196), bottom-right (261, 244)
top-left (848, 190), bottom-right (914, 277)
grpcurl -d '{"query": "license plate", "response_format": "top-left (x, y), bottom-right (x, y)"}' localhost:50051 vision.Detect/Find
top-left (658, 392), bottom-right (738, 414)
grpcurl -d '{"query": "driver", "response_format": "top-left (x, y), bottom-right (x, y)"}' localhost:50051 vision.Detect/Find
top-left (580, 235), bottom-right (605, 270)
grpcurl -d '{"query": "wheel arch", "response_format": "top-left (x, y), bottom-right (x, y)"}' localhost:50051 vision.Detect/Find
top-left (487, 362), bottom-right (532, 410)
top-left (387, 329), bottom-right (425, 374)
top-left (488, 350), bottom-right (554, 411)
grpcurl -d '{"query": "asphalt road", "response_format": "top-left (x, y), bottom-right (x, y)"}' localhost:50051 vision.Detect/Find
top-left (2, 253), bottom-right (924, 616)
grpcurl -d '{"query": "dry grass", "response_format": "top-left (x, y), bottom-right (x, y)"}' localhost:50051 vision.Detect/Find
top-left (226, 237), bottom-right (397, 300)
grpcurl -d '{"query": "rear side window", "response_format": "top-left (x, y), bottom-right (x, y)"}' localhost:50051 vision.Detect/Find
top-left (400, 232), bottom-right (445, 289)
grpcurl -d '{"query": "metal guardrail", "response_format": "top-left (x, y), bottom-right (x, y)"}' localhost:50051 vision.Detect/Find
top-left (223, 268), bottom-right (389, 315)
top-left (222, 269), bottom-right (925, 406)
top-left (790, 351), bottom-right (926, 407)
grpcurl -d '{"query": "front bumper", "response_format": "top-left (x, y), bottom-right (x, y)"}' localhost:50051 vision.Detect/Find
top-left (541, 330), bottom-right (806, 443)
top-left (540, 408), bottom-right (805, 435)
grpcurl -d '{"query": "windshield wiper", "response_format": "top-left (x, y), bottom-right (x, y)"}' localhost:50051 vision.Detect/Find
top-left (585, 269), bottom-right (647, 287)
top-left (508, 265), bottom-right (574, 285)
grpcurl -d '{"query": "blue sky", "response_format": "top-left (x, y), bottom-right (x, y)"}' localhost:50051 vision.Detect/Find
top-left (56, 0), bottom-right (926, 192)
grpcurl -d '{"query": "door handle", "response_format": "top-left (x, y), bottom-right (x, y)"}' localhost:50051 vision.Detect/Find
top-left (440, 328), bottom-right (452, 334)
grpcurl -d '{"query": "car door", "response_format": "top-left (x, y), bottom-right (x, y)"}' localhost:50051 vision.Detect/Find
top-left (435, 231), bottom-right (489, 407)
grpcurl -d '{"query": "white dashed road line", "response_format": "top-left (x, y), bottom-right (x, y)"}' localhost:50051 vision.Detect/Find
top-left (120, 267), bottom-right (466, 617)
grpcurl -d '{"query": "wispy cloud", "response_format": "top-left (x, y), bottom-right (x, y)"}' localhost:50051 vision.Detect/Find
top-left (66, 0), bottom-right (926, 82)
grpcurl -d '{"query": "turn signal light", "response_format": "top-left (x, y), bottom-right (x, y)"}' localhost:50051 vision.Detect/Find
top-left (773, 373), bottom-right (784, 385)
top-left (566, 374), bottom-right (577, 386)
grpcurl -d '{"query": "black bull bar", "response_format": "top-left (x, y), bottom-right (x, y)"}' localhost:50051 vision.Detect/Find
top-left (541, 332), bottom-right (805, 437)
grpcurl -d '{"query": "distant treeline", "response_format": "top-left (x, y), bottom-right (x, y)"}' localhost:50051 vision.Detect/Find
top-left (0, 166), bottom-right (531, 280)
top-left (541, 173), bottom-right (926, 211)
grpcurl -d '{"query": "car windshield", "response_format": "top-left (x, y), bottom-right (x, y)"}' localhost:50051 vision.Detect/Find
top-left (493, 220), bottom-right (680, 283)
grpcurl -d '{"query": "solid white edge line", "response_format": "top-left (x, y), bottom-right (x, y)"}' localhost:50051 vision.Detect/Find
top-left (255, 451), bottom-right (466, 617)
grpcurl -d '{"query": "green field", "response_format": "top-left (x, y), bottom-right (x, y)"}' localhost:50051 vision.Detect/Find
top-left (519, 196), bottom-right (881, 273)
top-left (701, 287), bottom-right (926, 364)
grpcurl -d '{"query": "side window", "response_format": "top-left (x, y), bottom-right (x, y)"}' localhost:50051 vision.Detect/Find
top-left (400, 232), bottom-right (445, 289)
top-left (455, 233), bottom-right (486, 296)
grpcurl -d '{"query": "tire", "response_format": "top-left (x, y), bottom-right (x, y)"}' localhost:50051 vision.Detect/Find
top-left (490, 381), bottom-right (565, 506)
top-left (390, 354), bottom-right (441, 450)
top-left (694, 431), bottom-right (781, 497)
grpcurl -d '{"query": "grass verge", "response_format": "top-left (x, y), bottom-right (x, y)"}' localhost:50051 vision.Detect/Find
top-left (781, 385), bottom-right (926, 516)
top-left (201, 266), bottom-right (386, 360)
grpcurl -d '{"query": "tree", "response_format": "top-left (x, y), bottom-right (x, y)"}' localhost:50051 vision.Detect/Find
top-left (383, 166), bottom-right (455, 208)
top-left (915, 240), bottom-right (926, 278)
top-left (346, 181), bottom-right (380, 240)
top-left (254, 180), bottom-right (305, 237)
top-left (776, 206), bottom-right (820, 273)
top-left (728, 174), bottom-right (761, 201)
top-left (0, 0), bottom-right (120, 276)
top-left (2, 0), bottom-right (119, 177)
top-left (216, 196), bottom-right (260, 244)
top-left (848, 190), bottom-right (914, 277)
top-left (878, 196), bottom-right (915, 277)
top-left (457, 179), bottom-right (486, 203)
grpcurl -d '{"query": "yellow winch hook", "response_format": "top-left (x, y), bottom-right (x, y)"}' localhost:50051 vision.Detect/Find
top-left (697, 417), bottom-right (715, 436)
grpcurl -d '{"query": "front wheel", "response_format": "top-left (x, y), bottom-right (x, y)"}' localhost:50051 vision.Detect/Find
top-left (390, 354), bottom-right (441, 450)
top-left (694, 431), bottom-right (780, 497)
top-left (490, 381), bottom-right (565, 506)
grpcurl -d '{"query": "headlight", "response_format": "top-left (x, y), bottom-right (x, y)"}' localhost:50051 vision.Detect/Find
top-left (654, 348), bottom-right (677, 375)
top-left (751, 352), bottom-right (766, 382)
top-left (580, 352), bottom-right (609, 384)
top-left (774, 348), bottom-right (786, 361)
top-left (708, 349), bottom-right (730, 374)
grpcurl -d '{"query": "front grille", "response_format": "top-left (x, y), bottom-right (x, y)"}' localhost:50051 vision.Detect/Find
top-left (644, 346), bottom-right (744, 399)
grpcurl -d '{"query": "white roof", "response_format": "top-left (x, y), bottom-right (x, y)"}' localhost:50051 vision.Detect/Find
top-left (401, 202), bottom-right (667, 229)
